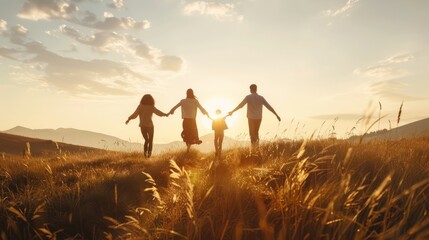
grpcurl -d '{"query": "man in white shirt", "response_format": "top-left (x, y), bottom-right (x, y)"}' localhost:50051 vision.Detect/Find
top-left (229, 84), bottom-right (281, 152)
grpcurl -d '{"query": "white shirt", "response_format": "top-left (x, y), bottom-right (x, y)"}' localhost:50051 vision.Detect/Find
top-left (170, 98), bottom-right (208, 119)
top-left (234, 93), bottom-right (276, 119)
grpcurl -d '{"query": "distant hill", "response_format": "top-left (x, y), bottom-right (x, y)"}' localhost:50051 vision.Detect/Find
top-left (349, 118), bottom-right (429, 142)
top-left (4, 126), bottom-right (142, 152)
top-left (0, 132), bottom-right (104, 157)
top-left (2, 126), bottom-right (246, 154)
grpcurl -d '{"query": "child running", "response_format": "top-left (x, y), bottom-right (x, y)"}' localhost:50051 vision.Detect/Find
top-left (212, 109), bottom-right (229, 159)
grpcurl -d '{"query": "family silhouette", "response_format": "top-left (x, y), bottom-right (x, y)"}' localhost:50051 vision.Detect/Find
top-left (126, 84), bottom-right (281, 158)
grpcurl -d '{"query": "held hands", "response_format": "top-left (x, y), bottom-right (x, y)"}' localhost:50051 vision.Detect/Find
top-left (205, 113), bottom-right (213, 120)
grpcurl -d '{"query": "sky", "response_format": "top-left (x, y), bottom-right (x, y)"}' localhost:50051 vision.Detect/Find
top-left (1, 0), bottom-right (428, 144)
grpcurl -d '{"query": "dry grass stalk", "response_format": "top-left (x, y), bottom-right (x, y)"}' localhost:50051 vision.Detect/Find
top-left (397, 101), bottom-right (403, 126)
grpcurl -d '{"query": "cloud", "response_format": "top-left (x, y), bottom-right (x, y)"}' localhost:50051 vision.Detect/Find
top-left (354, 53), bottom-right (423, 101)
top-left (159, 56), bottom-right (184, 72)
top-left (381, 53), bottom-right (414, 65)
top-left (108, 0), bottom-right (124, 9)
top-left (6, 24), bottom-right (30, 45)
top-left (370, 79), bottom-right (424, 101)
top-left (17, 0), bottom-right (78, 20)
top-left (354, 65), bottom-right (407, 78)
top-left (0, 47), bottom-right (21, 61)
top-left (59, 24), bottom-right (155, 59)
top-left (184, 1), bottom-right (243, 22)
top-left (60, 25), bottom-right (122, 52)
top-left (58, 24), bottom-right (183, 71)
top-left (0, 24), bottom-right (150, 96)
top-left (17, 1), bottom-right (148, 31)
top-left (354, 53), bottom-right (414, 78)
top-left (323, 0), bottom-right (360, 17)
top-left (0, 19), bottom-right (7, 32)
top-left (75, 11), bottom-right (150, 30)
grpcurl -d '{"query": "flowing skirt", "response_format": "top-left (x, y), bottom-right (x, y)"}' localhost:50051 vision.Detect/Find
top-left (181, 118), bottom-right (200, 145)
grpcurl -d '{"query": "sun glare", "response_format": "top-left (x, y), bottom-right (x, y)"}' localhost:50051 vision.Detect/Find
top-left (200, 97), bottom-right (238, 131)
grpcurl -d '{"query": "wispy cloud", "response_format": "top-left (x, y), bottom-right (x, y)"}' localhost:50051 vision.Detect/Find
top-left (59, 24), bottom-right (155, 58)
top-left (380, 54), bottom-right (414, 64)
top-left (17, 0), bottom-right (78, 20)
top-left (1, 0), bottom-right (184, 96)
top-left (370, 79), bottom-right (423, 101)
top-left (7, 24), bottom-right (30, 45)
top-left (0, 24), bottom-right (149, 96)
top-left (323, 0), bottom-right (360, 17)
top-left (354, 53), bottom-right (414, 78)
top-left (184, 1), bottom-right (243, 22)
top-left (17, 1), bottom-right (149, 31)
top-left (75, 11), bottom-right (151, 31)
top-left (0, 19), bottom-right (7, 32)
top-left (108, 0), bottom-right (125, 9)
top-left (58, 24), bottom-right (183, 72)
top-left (355, 53), bottom-right (423, 101)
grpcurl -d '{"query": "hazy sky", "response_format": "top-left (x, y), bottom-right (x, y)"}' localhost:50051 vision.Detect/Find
top-left (1, 0), bottom-right (428, 143)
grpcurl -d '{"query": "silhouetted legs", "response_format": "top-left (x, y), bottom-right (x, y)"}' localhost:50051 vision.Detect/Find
top-left (248, 118), bottom-right (262, 153)
top-left (214, 131), bottom-right (224, 159)
top-left (141, 126), bottom-right (154, 158)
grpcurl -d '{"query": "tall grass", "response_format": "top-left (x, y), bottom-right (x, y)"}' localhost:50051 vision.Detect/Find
top-left (1, 137), bottom-right (429, 239)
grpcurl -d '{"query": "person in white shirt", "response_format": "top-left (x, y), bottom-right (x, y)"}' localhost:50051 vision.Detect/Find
top-left (169, 89), bottom-right (209, 152)
top-left (126, 94), bottom-right (169, 158)
top-left (229, 84), bottom-right (281, 152)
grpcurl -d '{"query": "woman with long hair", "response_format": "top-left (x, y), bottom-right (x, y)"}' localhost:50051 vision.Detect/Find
top-left (126, 94), bottom-right (168, 158)
top-left (169, 88), bottom-right (209, 153)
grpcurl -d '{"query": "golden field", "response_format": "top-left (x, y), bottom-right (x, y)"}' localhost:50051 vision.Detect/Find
top-left (1, 137), bottom-right (429, 239)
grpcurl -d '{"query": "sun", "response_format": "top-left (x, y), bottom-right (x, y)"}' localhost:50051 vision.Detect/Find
top-left (200, 96), bottom-right (239, 131)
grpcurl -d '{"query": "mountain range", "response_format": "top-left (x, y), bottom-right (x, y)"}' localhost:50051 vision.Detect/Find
top-left (349, 118), bottom-right (429, 142)
top-left (2, 126), bottom-right (246, 154)
top-left (1, 118), bottom-right (428, 156)
top-left (0, 132), bottom-right (103, 157)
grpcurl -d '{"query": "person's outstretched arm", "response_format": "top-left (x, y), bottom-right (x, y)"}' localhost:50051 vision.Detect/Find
top-left (126, 105), bottom-right (140, 124)
top-left (169, 101), bottom-right (182, 115)
top-left (153, 107), bottom-right (169, 117)
top-left (196, 101), bottom-right (209, 117)
top-left (229, 97), bottom-right (247, 115)
top-left (263, 97), bottom-right (281, 121)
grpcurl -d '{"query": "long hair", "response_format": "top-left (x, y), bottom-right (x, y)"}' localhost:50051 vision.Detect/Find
top-left (186, 88), bottom-right (197, 99)
top-left (140, 94), bottom-right (155, 106)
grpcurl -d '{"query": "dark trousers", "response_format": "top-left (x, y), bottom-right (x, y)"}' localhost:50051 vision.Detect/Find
top-left (248, 118), bottom-right (262, 150)
top-left (140, 126), bottom-right (154, 157)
